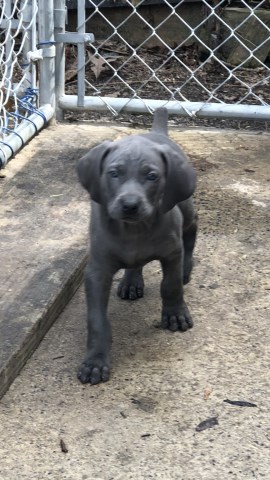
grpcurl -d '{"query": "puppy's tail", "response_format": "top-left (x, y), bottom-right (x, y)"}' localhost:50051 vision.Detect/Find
top-left (151, 107), bottom-right (168, 136)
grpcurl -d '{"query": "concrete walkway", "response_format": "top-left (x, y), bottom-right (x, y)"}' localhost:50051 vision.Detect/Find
top-left (0, 125), bottom-right (269, 479)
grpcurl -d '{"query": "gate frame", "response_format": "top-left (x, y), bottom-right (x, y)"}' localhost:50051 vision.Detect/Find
top-left (54, 0), bottom-right (270, 121)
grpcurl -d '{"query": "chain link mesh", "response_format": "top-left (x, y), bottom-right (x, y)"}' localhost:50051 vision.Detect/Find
top-left (0, 0), bottom-right (38, 141)
top-left (68, 0), bottom-right (270, 117)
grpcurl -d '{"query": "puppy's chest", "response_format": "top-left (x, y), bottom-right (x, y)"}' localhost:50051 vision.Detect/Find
top-left (113, 230), bottom-right (179, 267)
top-left (119, 240), bottom-right (155, 266)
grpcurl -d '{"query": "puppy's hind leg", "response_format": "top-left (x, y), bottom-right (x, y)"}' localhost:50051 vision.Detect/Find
top-left (183, 218), bottom-right (197, 285)
top-left (179, 199), bottom-right (198, 285)
top-left (117, 267), bottom-right (144, 300)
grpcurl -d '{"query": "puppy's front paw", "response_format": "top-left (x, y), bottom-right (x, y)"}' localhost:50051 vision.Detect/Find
top-left (77, 356), bottom-right (110, 385)
top-left (161, 304), bottom-right (193, 332)
top-left (117, 275), bottom-right (144, 300)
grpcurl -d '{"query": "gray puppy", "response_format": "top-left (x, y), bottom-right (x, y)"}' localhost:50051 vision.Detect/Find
top-left (77, 108), bottom-right (197, 385)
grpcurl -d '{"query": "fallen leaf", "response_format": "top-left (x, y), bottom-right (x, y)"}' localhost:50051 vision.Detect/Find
top-left (65, 62), bottom-right (78, 82)
top-left (203, 387), bottom-right (212, 400)
top-left (90, 55), bottom-right (120, 79)
top-left (224, 399), bottom-right (257, 407)
top-left (195, 416), bottom-right (219, 432)
top-left (90, 55), bottom-right (108, 79)
top-left (60, 438), bottom-right (68, 453)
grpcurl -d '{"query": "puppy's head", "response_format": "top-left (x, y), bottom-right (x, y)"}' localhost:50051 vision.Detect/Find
top-left (77, 136), bottom-right (196, 221)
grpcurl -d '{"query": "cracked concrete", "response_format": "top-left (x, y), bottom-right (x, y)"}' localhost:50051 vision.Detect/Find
top-left (0, 126), bottom-right (269, 480)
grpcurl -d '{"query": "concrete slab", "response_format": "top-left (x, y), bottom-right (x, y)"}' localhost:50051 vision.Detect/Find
top-left (0, 124), bottom-right (120, 399)
top-left (0, 127), bottom-right (269, 479)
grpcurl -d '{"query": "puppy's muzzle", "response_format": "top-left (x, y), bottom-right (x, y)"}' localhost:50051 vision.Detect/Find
top-left (108, 192), bottom-right (153, 222)
top-left (121, 196), bottom-right (140, 217)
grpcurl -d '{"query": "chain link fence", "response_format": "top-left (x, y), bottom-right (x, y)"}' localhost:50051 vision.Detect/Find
top-left (60, 0), bottom-right (270, 121)
top-left (0, 0), bottom-right (55, 167)
top-left (1, 1), bottom-right (270, 166)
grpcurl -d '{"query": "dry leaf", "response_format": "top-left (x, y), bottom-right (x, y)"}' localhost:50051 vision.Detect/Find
top-left (65, 63), bottom-right (78, 83)
top-left (87, 55), bottom-right (122, 79)
top-left (195, 416), bottom-right (218, 432)
top-left (224, 399), bottom-right (257, 408)
top-left (60, 438), bottom-right (68, 453)
top-left (90, 55), bottom-right (108, 79)
top-left (203, 387), bottom-right (212, 400)
top-left (90, 55), bottom-right (120, 80)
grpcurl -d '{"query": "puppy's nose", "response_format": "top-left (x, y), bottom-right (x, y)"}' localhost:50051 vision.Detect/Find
top-left (122, 198), bottom-right (139, 215)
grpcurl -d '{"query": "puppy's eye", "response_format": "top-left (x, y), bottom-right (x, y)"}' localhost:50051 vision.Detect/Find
top-left (146, 171), bottom-right (158, 181)
top-left (108, 170), bottom-right (119, 178)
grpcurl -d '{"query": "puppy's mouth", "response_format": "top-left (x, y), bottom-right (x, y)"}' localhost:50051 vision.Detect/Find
top-left (119, 211), bottom-right (149, 223)
top-left (108, 207), bottom-right (153, 223)
top-left (121, 215), bottom-right (141, 223)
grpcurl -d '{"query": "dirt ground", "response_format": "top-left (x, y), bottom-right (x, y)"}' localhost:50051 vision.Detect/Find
top-left (0, 128), bottom-right (269, 479)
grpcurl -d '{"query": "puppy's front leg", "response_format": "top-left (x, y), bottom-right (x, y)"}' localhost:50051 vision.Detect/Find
top-left (160, 256), bottom-right (193, 332)
top-left (77, 261), bottom-right (115, 385)
top-left (117, 268), bottom-right (145, 300)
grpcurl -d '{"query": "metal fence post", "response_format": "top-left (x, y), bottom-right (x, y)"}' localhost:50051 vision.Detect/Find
top-left (38, 0), bottom-right (55, 111)
top-left (77, 0), bottom-right (86, 107)
top-left (3, 0), bottom-right (12, 90)
top-left (54, 0), bottom-right (66, 120)
top-left (20, 0), bottom-right (33, 94)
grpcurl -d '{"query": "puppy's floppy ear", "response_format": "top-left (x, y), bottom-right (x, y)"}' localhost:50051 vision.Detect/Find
top-left (77, 141), bottom-right (114, 203)
top-left (160, 145), bottom-right (196, 213)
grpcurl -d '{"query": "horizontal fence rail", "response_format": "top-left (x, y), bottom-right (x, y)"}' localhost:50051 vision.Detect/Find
top-left (0, 0), bottom-right (54, 168)
top-left (58, 0), bottom-right (270, 120)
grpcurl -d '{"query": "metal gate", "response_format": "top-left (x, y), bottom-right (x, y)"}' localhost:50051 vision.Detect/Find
top-left (58, 0), bottom-right (270, 120)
